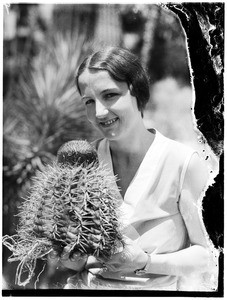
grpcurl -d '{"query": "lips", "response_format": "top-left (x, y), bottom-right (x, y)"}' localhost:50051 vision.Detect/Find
top-left (99, 117), bottom-right (119, 127)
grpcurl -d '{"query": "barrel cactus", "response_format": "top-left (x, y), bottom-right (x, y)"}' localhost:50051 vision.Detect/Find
top-left (3, 140), bottom-right (123, 286)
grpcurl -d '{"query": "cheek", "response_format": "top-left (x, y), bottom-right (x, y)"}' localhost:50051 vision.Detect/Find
top-left (112, 96), bottom-right (137, 115)
top-left (85, 105), bottom-right (96, 122)
top-left (111, 97), bottom-right (127, 111)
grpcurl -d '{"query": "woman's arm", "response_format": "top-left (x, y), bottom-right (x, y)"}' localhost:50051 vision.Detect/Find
top-left (146, 152), bottom-right (216, 276)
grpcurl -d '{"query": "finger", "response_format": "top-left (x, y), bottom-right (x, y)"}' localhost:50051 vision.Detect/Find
top-left (61, 252), bottom-right (69, 261)
top-left (60, 245), bottom-right (71, 260)
top-left (111, 249), bottom-right (133, 264)
top-left (78, 253), bottom-right (88, 262)
top-left (86, 256), bottom-right (103, 269)
top-left (101, 262), bottom-right (117, 272)
top-left (123, 237), bottom-right (133, 246)
top-left (49, 249), bottom-right (59, 260)
top-left (70, 251), bottom-right (83, 261)
top-left (113, 241), bottom-right (124, 254)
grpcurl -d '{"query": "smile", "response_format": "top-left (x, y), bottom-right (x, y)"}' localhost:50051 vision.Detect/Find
top-left (99, 118), bottom-right (118, 127)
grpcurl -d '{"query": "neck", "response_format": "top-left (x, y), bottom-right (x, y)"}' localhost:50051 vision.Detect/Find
top-left (109, 123), bottom-right (155, 159)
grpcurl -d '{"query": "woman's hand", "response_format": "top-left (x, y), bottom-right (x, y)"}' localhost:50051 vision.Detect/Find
top-left (48, 238), bottom-right (148, 274)
top-left (101, 237), bottom-right (148, 274)
top-left (49, 246), bottom-right (88, 272)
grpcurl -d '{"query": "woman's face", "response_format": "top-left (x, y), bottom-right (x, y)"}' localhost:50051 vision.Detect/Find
top-left (78, 69), bottom-right (141, 141)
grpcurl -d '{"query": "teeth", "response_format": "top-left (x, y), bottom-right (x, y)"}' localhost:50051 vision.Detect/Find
top-left (101, 118), bottom-right (117, 126)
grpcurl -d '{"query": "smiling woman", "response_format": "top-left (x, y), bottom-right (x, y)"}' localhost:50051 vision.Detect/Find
top-left (78, 69), bottom-right (144, 142)
top-left (56, 47), bottom-right (218, 291)
top-left (76, 47), bottom-right (150, 116)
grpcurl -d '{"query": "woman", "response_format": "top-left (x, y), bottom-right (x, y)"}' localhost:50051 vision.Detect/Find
top-left (50, 47), bottom-right (217, 290)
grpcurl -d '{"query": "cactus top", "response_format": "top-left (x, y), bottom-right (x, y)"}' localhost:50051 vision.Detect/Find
top-left (57, 140), bottom-right (98, 166)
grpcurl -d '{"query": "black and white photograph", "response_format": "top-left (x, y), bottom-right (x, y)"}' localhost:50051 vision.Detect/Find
top-left (2, 1), bottom-right (224, 297)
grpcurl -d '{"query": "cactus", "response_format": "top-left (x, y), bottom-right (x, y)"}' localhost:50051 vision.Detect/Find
top-left (3, 140), bottom-right (123, 286)
top-left (57, 140), bottom-right (99, 166)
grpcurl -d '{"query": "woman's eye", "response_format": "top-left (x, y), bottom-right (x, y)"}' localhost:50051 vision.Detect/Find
top-left (104, 93), bottom-right (118, 100)
top-left (85, 99), bottom-right (94, 105)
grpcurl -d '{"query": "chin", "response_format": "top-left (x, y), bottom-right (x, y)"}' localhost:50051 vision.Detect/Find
top-left (99, 130), bottom-right (118, 140)
top-left (97, 126), bottom-right (118, 139)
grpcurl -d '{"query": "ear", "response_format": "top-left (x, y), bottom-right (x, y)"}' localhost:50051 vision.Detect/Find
top-left (129, 84), bottom-right (136, 97)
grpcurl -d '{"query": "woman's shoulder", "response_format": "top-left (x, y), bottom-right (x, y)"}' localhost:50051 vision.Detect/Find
top-left (152, 129), bottom-right (197, 166)
top-left (157, 130), bottom-right (196, 155)
top-left (168, 137), bottom-right (196, 156)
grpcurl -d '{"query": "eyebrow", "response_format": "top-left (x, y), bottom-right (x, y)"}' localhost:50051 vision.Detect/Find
top-left (81, 88), bottom-right (117, 100)
top-left (100, 88), bottom-right (117, 95)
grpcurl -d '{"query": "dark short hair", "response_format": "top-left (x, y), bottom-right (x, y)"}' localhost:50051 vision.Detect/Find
top-left (75, 47), bottom-right (150, 115)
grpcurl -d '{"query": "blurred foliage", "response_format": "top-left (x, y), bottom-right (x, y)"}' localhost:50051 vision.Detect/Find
top-left (53, 4), bottom-right (97, 38)
top-left (146, 5), bottom-right (190, 83)
top-left (119, 4), bottom-right (190, 84)
top-left (3, 6), bottom-right (102, 242)
top-left (3, 7), bottom-right (102, 289)
top-left (4, 32), bottom-right (95, 189)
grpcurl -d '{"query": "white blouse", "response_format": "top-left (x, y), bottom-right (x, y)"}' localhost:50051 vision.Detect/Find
top-left (90, 129), bottom-right (198, 290)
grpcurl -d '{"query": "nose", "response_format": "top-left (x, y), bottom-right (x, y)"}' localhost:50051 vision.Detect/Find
top-left (95, 100), bottom-right (108, 119)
